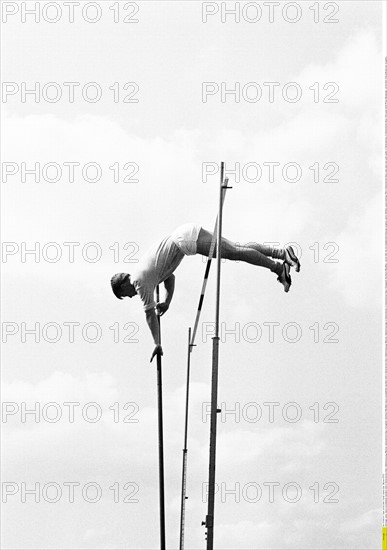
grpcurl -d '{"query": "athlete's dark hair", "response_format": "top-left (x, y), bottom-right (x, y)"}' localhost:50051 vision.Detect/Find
top-left (111, 273), bottom-right (130, 300)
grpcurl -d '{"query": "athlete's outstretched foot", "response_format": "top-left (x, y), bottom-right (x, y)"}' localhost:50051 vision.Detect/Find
top-left (277, 262), bottom-right (292, 293)
top-left (285, 245), bottom-right (300, 272)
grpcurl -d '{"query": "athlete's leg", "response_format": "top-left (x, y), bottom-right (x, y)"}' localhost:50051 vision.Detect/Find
top-left (196, 228), bottom-right (282, 275)
top-left (241, 242), bottom-right (284, 260)
top-left (240, 242), bottom-right (300, 271)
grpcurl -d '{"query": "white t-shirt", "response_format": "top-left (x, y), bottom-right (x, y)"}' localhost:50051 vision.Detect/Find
top-left (131, 235), bottom-right (185, 311)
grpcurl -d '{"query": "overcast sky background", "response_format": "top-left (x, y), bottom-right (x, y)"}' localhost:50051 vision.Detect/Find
top-left (1, 1), bottom-right (385, 549)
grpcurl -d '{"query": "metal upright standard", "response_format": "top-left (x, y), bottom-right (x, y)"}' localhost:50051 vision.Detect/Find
top-left (156, 285), bottom-right (166, 550)
top-left (190, 179), bottom-right (229, 347)
top-left (205, 162), bottom-right (229, 549)
top-left (178, 167), bottom-right (230, 550)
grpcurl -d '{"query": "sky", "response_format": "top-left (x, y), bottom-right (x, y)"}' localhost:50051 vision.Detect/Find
top-left (1, 1), bottom-right (385, 549)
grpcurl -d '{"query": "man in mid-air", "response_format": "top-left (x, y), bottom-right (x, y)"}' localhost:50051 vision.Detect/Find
top-left (111, 223), bottom-right (300, 362)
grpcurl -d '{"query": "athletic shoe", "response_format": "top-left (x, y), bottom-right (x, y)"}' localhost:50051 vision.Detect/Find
top-left (285, 245), bottom-right (300, 272)
top-left (277, 262), bottom-right (292, 293)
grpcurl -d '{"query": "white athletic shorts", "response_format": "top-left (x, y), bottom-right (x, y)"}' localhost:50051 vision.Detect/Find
top-left (171, 223), bottom-right (202, 256)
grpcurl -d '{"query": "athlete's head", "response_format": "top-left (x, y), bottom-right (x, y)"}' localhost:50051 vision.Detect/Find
top-left (110, 273), bottom-right (136, 300)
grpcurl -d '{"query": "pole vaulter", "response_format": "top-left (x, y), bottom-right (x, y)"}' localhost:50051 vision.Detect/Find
top-left (110, 163), bottom-right (301, 549)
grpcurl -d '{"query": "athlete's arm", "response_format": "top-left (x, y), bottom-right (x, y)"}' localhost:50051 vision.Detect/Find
top-left (157, 274), bottom-right (175, 316)
top-left (146, 308), bottom-right (160, 345)
top-left (146, 308), bottom-right (163, 362)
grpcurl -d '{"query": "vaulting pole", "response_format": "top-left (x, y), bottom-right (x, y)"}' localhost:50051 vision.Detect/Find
top-left (179, 327), bottom-right (192, 550)
top-left (156, 285), bottom-right (166, 550)
top-left (205, 162), bottom-right (229, 549)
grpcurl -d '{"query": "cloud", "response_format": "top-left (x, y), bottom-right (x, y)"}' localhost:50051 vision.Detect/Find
top-left (296, 29), bottom-right (382, 111)
top-left (326, 192), bottom-right (383, 308)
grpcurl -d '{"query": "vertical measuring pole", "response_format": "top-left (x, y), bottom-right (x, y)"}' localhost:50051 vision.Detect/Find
top-left (179, 327), bottom-right (192, 550)
top-left (156, 285), bottom-right (166, 550)
top-left (206, 162), bottom-right (226, 549)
